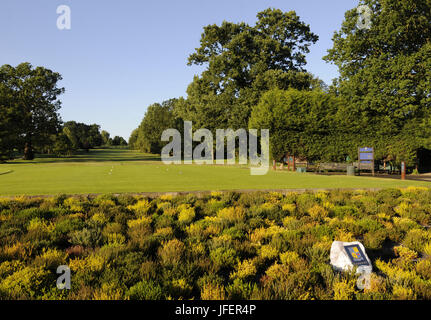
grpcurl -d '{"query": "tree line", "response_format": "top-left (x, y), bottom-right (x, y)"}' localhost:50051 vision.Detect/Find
top-left (0, 63), bottom-right (127, 160)
top-left (130, 2), bottom-right (431, 169)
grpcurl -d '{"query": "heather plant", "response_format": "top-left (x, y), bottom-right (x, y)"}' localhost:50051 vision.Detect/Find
top-left (230, 259), bottom-right (257, 280)
top-left (33, 248), bottom-right (67, 270)
top-left (204, 198), bottom-right (226, 216)
top-left (308, 205), bottom-right (328, 221)
top-left (217, 206), bottom-right (246, 226)
top-left (126, 280), bottom-right (164, 300)
top-left (70, 228), bottom-right (102, 248)
top-left (200, 281), bottom-right (226, 300)
top-left (168, 278), bottom-right (193, 299)
top-left (0, 189), bottom-right (431, 300)
top-left (154, 227), bottom-right (174, 241)
top-left (0, 266), bottom-right (53, 299)
top-left (127, 199), bottom-right (152, 216)
top-left (333, 278), bottom-right (357, 300)
top-left (295, 193), bottom-right (317, 216)
top-left (363, 230), bottom-right (387, 250)
top-left (209, 247), bottom-right (238, 271)
top-left (415, 259), bottom-right (431, 280)
top-left (158, 239), bottom-right (185, 267)
top-left (402, 229), bottom-right (431, 253)
top-left (177, 204), bottom-right (196, 225)
top-left (226, 278), bottom-right (257, 299)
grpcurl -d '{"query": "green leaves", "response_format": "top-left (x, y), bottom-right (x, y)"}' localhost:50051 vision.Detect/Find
top-left (325, 0), bottom-right (431, 165)
top-left (249, 89), bottom-right (346, 162)
top-left (183, 8), bottom-right (320, 131)
top-left (131, 99), bottom-right (179, 154)
top-left (0, 63), bottom-right (64, 160)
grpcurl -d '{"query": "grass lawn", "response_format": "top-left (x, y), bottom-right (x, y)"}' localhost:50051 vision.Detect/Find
top-left (0, 148), bottom-right (430, 196)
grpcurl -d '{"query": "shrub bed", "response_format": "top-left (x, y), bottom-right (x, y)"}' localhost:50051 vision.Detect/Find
top-left (1, 188), bottom-right (431, 300)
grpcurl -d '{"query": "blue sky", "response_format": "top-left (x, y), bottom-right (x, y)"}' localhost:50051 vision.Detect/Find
top-left (0, 0), bottom-right (359, 140)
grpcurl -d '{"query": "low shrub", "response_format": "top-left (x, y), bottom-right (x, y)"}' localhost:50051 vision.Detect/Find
top-left (126, 280), bottom-right (164, 300)
top-left (0, 190), bottom-right (430, 300)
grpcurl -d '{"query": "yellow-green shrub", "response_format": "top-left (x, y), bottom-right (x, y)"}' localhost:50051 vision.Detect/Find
top-left (217, 206), bottom-right (245, 224)
top-left (127, 199), bottom-right (152, 216)
top-left (392, 285), bottom-right (416, 300)
top-left (230, 259), bottom-right (257, 280)
top-left (333, 279), bottom-right (356, 300)
top-left (158, 239), bottom-right (185, 267)
top-left (259, 244), bottom-right (278, 260)
top-left (34, 248), bottom-right (67, 269)
top-left (308, 205), bottom-right (328, 220)
top-left (178, 204), bottom-right (195, 224)
top-left (200, 282), bottom-right (226, 300)
top-left (402, 229), bottom-right (430, 253)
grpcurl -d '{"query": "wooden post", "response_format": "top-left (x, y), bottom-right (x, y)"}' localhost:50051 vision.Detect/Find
top-left (273, 159), bottom-right (276, 171)
top-left (358, 148), bottom-right (361, 176)
top-left (292, 156), bottom-right (296, 172)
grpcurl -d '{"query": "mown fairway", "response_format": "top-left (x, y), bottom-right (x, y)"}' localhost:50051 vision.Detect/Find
top-left (0, 149), bottom-right (430, 196)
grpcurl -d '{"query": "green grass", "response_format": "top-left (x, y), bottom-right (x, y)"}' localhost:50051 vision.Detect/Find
top-left (0, 148), bottom-right (430, 196)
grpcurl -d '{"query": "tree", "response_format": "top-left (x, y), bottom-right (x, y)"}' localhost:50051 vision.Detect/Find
top-left (53, 133), bottom-right (74, 156)
top-left (128, 128), bottom-right (139, 150)
top-left (134, 99), bottom-right (179, 154)
top-left (0, 63), bottom-right (64, 160)
top-left (63, 121), bottom-right (103, 151)
top-left (324, 0), bottom-right (431, 165)
top-left (101, 130), bottom-right (111, 146)
top-left (87, 124), bottom-right (103, 148)
top-left (249, 89), bottom-right (347, 162)
top-left (112, 136), bottom-right (127, 146)
top-left (178, 8), bottom-right (321, 131)
top-left (0, 69), bottom-right (21, 160)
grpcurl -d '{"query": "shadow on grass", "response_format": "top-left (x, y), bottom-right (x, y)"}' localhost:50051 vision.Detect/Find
top-left (3, 149), bottom-right (161, 164)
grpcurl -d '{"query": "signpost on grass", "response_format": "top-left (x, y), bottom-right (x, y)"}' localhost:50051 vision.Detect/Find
top-left (287, 155), bottom-right (295, 172)
top-left (401, 161), bottom-right (406, 180)
top-left (358, 147), bottom-right (375, 176)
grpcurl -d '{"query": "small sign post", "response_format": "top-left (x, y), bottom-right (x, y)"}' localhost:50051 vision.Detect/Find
top-left (287, 155), bottom-right (295, 172)
top-left (358, 147), bottom-right (375, 176)
top-left (401, 161), bottom-right (406, 180)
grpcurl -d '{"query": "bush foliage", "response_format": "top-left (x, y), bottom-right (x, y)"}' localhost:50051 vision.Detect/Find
top-left (1, 187), bottom-right (431, 300)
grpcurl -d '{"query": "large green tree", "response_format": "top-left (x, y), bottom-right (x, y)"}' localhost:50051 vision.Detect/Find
top-left (0, 70), bottom-right (21, 160)
top-left (177, 8), bottom-right (321, 131)
top-left (324, 0), bottom-right (431, 165)
top-left (249, 89), bottom-right (347, 162)
top-left (111, 136), bottom-right (127, 146)
top-left (63, 121), bottom-right (103, 151)
top-left (101, 130), bottom-right (111, 146)
top-left (134, 99), bottom-right (180, 154)
top-left (0, 63), bottom-right (64, 160)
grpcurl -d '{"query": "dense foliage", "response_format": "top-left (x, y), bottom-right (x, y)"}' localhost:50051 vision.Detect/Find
top-left (130, 2), bottom-right (431, 170)
top-left (1, 188), bottom-right (431, 300)
top-left (324, 0), bottom-right (431, 166)
top-left (177, 8), bottom-right (322, 131)
top-left (0, 63), bottom-right (64, 160)
top-left (129, 8), bottom-right (324, 153)
top-left (249, 89), bottom-right (349, 162)
top-left (129, 99), bottom-right (180, 154)
top-left (0, 63), bottom-right (126, 160)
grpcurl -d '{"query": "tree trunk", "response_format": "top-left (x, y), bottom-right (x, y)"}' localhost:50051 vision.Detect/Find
top-left (23, 141), bottom-right (34, 160)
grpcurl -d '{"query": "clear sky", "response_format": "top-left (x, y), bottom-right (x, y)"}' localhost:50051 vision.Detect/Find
top-left (0, 0), bottom-right (359, 140)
